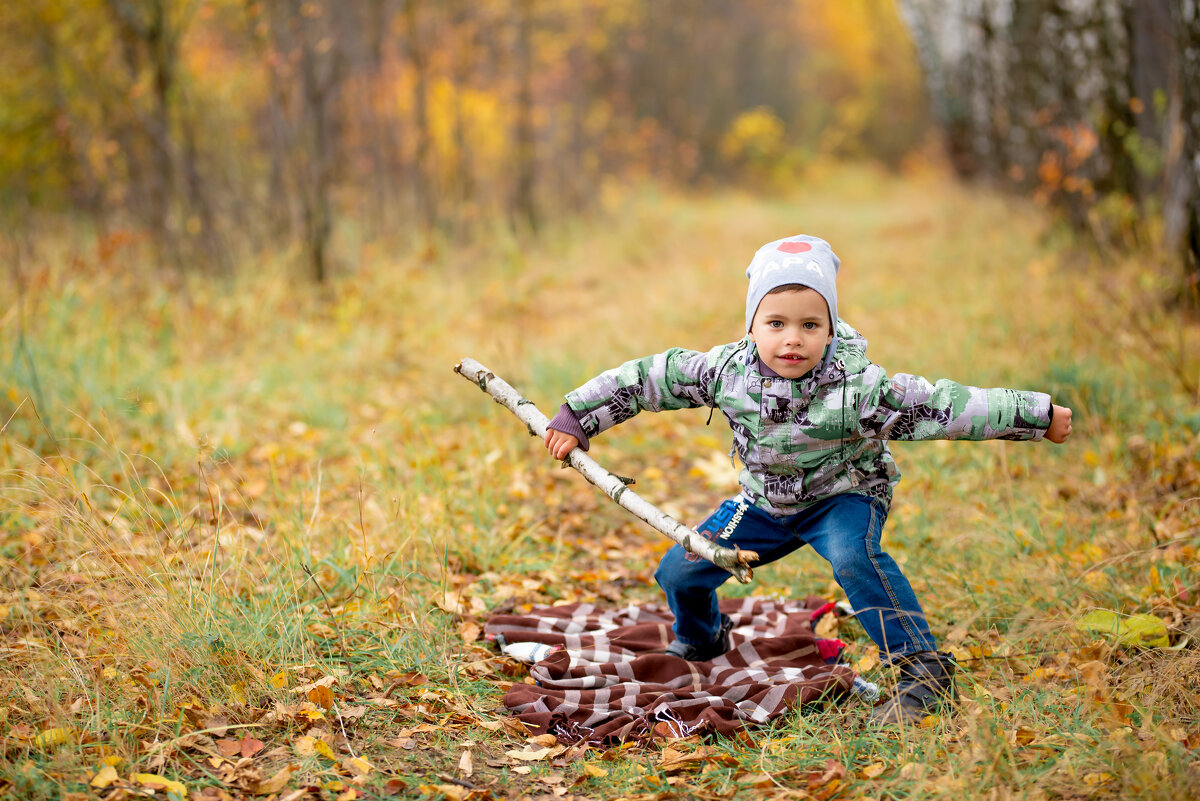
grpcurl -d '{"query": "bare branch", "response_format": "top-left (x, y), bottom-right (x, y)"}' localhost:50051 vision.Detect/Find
top-left (454, 358), bottom-right (757, 584)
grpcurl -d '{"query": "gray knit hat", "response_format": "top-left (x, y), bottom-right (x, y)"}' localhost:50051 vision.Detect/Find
top-left (745, 235), bottom-right (840, 332)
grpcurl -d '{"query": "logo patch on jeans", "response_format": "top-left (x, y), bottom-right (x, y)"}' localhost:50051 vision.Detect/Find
top-left (687, 499), bottom-right (749, 562)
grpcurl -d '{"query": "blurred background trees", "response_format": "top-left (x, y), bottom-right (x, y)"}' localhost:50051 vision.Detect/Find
top-left (1, 0), bottom-right (1196, 293)
top-left (900, 0), bottom-right (1199, 296)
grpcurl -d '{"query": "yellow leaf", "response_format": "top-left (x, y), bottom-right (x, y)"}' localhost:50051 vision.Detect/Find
top-left (293, 735), bottom-right (318, 757)
top-left (344, 757), bottom-right (372, 777)
top-left (134, 773), bottom-right (187, 796)
top-left (32, 727), bottom-right (73, 749)
top-left (228, 683), bottom-right (247, 705)
top-left (315, 739), bottom-right (338, 761)
top-left (1077, 610), bottom-right (1169, 648)
top-left (582, 763), bottom-right (608, 778)
top-left (269, 672), bottom-right (289, 689)
top-left (853, 651), bottom-right (879, 673)
top-left (813, 612), bottom-right (839, 639)
top-left (1083, 772), bottom-right (1114, 786)
top-left (90, 765), bottom-right (119, 788)
top-left (861, 762), bottom-right (886, 778)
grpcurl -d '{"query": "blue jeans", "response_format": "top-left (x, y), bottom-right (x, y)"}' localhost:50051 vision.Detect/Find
top-left (654, 493), bottom-right (938, 661)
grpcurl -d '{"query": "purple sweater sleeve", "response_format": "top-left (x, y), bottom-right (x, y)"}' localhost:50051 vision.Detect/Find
top-left (547, 403), bottom-right (590, 451)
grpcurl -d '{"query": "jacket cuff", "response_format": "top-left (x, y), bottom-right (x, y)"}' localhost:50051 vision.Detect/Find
top-left (548, 404), bottom-right (590, 451)
top-left (1028, 393), bottom-right (1053, 440)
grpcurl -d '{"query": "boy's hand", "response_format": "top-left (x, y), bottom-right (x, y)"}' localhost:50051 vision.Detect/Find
top-left (1046, 404), bottom-right (1073, 443)
top-left (545, 429), bottom-right (580, 460)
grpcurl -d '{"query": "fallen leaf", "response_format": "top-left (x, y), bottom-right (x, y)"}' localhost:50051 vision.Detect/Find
top-left (90, 765), bottom-right (119, 788)
top-left (387, 672), bottom-right (428, 687)
top-left (315, 739), bottom-right (338, 761)
top-left (478, 717), bottom-right (530, 737)
top-left (854, 651), bottom-right (880, 673)
top-left (813, 612), bottom-right (839, 639)
top-left (659, 745), bottom-right (737, 771)
top-left (339, 704), bottom-right (367, 720)
top-left (293, 736), bottom-right (318, 757)
top-left (459, 621), bottom-right (482, 643)
top-left (1076, 610), bottom-right (1169, 648)
top-left (252, 763), bottom-right (298, 795)
top-left (506, 745), bottom-right (560, 762)
top-left (458, 750), bottom-right (473, 777)
top-left (269, 672), bottom-right (289, 689)
top-left (134, 773), bottom-right (187, 796)
top-left (309, 685), bottom-right (336, 709)
top-left (582, 763), bottom-right (608, 778)
top-left (808, 759), bottom-right (847, 788)
top-left (240, 735), bottom-right (266, 758)
top-left (343, 757), bottom-right (372, 777)
top-left (418, 785), bottom-right (472, 801)
top-left (217, 739), bottom-right (241, 757)
top-left (1083, 772), bottom-right (1114, 786)
top-left (32, 727), bottom-right (73, 749)
top-left (861, 762), bottom-right (886, 778)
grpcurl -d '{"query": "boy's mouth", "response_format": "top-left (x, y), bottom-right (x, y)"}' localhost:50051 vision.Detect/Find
top-left (778, 354), bottom-right (806, 363)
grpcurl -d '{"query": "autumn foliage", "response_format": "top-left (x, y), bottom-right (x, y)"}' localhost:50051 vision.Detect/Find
top-left (0, 0), bottom-right (926, 281)
top-left (3, 164), bottom-right (1200, 798)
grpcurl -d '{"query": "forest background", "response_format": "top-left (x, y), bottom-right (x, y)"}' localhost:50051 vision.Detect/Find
top-left (1, 1), bottom-right (1199, 800)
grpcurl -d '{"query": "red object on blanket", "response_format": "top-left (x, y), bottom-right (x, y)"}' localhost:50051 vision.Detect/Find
top-left (484, 596), bottom-right (857, 744)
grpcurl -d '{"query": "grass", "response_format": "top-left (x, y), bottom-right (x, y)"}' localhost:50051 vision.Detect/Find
top-left (2, 162), bottom-right (1199, 799)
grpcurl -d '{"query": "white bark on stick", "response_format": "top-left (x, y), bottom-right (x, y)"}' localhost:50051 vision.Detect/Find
top-left (454, 358), bottom-right (757, 583)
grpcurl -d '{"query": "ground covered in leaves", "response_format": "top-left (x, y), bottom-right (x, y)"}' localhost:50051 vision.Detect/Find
top-left (2, 166), bottom-right (1199, 799)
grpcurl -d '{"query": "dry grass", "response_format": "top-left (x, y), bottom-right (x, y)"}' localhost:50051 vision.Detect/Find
top-left (1, 164), bottom-right (1198, 798)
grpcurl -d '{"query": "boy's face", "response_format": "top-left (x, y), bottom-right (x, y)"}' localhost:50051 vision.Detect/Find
top-left (748, 288), bottom-right (834, 379)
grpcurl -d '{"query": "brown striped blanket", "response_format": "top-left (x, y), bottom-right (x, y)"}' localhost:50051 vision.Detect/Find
top-left (485, 596), bottom-right (858, 744)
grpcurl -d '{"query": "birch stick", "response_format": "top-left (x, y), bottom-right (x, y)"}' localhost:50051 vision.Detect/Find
top-left (454, 358), bottom-right (757, 584)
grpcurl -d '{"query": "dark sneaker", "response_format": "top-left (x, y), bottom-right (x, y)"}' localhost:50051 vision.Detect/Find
top-left (666, 614), bottom-right (734, 661)
top-left (869, 650), bottom-right (957, 725)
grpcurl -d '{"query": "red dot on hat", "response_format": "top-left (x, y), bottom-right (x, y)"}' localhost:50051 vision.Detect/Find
top-left (777, 241), bottom-right (812, 254)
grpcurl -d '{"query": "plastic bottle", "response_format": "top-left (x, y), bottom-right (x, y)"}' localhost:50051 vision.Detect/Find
top-left (851, 675), bottom-right (880, 703)
top-left (501, 641), bottom-right (562, 664)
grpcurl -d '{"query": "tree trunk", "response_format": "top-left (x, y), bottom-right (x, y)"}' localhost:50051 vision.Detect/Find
top-left (405, 0), bottom-right (436, 233)
top-left (1167, 0), bottom-right (1200, 294)
top-left (513, 0), bottom-right (538, 233)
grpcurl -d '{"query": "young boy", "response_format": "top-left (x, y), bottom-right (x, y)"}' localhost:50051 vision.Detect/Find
top-left (543, 235), bottom-right (1073, 724)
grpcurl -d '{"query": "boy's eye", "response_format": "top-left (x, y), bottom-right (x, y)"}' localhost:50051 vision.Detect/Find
top-left (769, 321), bottom-right (784, 328)
top-left (803, 322), bottom-right (817, 330)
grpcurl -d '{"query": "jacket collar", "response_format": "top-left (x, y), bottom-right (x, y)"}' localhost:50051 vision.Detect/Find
top-left (746, 339), bottom-right (847, 388)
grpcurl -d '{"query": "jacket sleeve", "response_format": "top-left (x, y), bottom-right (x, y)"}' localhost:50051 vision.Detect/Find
top-left (857, 369), bottom-right (1053, 442)
top-left (564, 345), bottom-right (729, 439)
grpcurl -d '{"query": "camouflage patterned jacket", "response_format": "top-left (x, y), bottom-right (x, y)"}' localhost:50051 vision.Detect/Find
top-left (564, 321), bottom-right (1053, 517)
